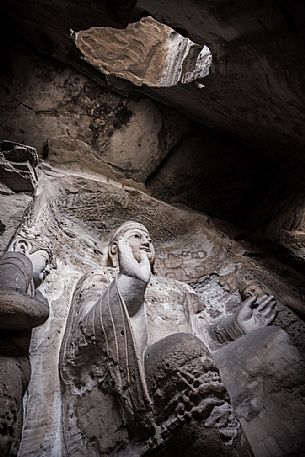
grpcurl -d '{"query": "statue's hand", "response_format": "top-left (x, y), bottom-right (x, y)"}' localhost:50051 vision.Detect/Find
top-left (234, 295), bottom-right (277, 334)
top-left (117, 237), bottom-right (151, 284)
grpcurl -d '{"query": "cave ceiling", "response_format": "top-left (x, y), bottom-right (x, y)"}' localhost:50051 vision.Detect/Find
top-left (1, 0), bottom-right (305, 268)
top-left (2, 0), bottom-right (305, 157)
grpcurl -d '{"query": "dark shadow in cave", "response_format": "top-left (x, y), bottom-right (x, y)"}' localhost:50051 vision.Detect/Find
top-left (146, 124), bottom-right (277, 225)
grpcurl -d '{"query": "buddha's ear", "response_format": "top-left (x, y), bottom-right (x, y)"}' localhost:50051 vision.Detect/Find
top-left (108, 241), bottom-right (119, 267)
top-left (11, 239), bottom-right (31, 255)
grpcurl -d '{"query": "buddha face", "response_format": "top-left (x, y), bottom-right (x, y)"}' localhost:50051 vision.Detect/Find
top-left (242, 282), bottom-right (265, 299)
top-left (11, 239), bottom-right (51, 287)
top-left (28, 249), bottom-right (51, 286)
top-left (124, 227), bottom-right (155, 265)
top-left (109, 222), bottom-right (155, 267)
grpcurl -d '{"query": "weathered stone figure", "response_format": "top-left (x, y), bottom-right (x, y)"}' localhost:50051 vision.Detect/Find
top-left (60, 221), bottom-right (276, 456)
top-left (0, 229), bottom-right (52, 456)
top-left (216, 272), bottom-right (305, 457)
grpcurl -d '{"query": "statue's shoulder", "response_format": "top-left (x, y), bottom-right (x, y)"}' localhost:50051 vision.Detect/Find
top-left (77, 267), bottom-right (116, 293)
top-left (71, 267), bottom-right (117, 318)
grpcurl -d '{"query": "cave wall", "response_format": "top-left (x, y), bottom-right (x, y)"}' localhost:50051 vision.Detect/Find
top-left (1, 1), bottom-right (305, 456)
top-left (14, 169), bottom-right (305, 456)
top-left (0, 49), bottom-right (189, 186)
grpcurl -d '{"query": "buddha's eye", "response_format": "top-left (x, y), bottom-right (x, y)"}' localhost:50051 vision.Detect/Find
top-left (134, 234), bottom-right (140, 239)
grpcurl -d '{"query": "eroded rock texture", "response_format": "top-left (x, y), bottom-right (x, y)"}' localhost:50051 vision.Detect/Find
top-left (74, 17), bottom-right (212, 87)
top-left (145, 333), bottom-right (252, 457)
top-left (0, 141), bottom-right (39, 255)
top-left (3, 0), bottom-right (305, 156)
top-left (134, 0), bottom-right (305, 158)
top-left (0, 51), bottom-right (189, 185)
top-left (214, 327), bottom-right (305, 457)
top-left (1, 1), bottom-right (305, 456)
top-left (0, 141), bottom-right (38, 193)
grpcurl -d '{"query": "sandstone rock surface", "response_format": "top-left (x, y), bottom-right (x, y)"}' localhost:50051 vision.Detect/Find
top-left (14, 168), bottom-right (305, 456)
top-left (214, 327), bottom-right (305, 457)
top-left (0, 52), bottom-right (189, 185)
top-left (0, 141), bottom-right (39, 254)
top-left (74, 16), bottom-right (212, 87)
top-left (3, 0), bottom-right (305, 159)
top-left (0, 140), bottom-right (38, 192)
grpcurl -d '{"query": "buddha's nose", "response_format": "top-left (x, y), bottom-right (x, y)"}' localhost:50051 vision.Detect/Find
top-left (141, 236), bottom-right (150, 247)
top-left (44, 265), bottom-right (51, 276)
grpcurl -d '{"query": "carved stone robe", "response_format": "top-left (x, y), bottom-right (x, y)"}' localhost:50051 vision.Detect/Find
top-left (60, 270), bottom-right (251, 457)
top-left (0, 252), bottom-right (49, 457)
top-left (60, 270), bottom-right (152, 456)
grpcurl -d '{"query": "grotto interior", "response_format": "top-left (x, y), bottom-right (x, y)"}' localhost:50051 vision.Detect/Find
top-left (1, 1), bottom-right (305, 456)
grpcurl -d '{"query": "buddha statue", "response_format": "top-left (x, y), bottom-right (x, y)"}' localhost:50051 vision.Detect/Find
top-left (0, 228), bottom-right (53, 456)
top-left (60, 221), bottom-right (278, 456)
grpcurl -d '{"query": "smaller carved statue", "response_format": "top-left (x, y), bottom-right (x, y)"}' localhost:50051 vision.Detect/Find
top-left (210, 272), bottom-right (305, 457)
top-left (204, 290), bottom-right (277, 350)
top-left (236, 270), bottom-right (305, 353)
top-left (0, 228), bottom-right (53, 457)
top-left (60, 221), bottom-right (278, 457)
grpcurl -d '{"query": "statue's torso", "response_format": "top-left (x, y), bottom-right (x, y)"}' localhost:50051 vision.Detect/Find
top-left (145, 275), bottom-right (198, 346)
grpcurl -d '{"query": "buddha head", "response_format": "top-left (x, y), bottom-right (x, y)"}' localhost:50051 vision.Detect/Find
top-left (9, 228), bottom-right (54, 287)
top-left (108, 221), bottom-right (155, 269)
top-left (236, 272), bottom-right (266, 300)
